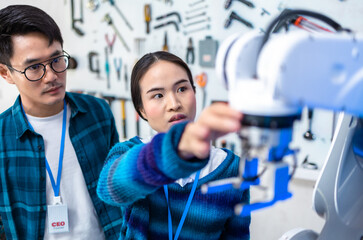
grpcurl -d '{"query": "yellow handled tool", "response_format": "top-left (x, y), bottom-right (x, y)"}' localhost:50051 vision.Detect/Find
top-left (144, 4), bottom-right (151, 34)
top-left (121, 99), bottom-right (127, 139)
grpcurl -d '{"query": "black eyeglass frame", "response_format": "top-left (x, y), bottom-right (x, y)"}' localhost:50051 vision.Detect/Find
top-left (6, 51), bottom-right (71, 82)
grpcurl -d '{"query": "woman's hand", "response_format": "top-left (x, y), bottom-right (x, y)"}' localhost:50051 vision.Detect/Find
top-left (178, 102), bottom-right (242, 160)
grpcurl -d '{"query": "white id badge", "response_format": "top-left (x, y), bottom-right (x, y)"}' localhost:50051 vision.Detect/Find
top-left (47, 203), bottom-right (69, 234)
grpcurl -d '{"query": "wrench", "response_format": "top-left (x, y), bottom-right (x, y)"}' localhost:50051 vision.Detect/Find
top-left (183, 24), bottom-right (210, 35)
top-left (185, 11), bottom-right (207, 20)
top-left (184, 17), bottom-right (210, 27)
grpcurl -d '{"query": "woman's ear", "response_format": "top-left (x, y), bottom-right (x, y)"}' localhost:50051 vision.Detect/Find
top-left (139, 108), bottom-right (147, 121)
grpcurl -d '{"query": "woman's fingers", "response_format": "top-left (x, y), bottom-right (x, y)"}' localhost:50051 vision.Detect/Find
top-left (198, 103), bottom-right (243, 134)
top-left (178, 103), bottom-right (243, 160)
top-left (178, 123), bottom-right (211, 160)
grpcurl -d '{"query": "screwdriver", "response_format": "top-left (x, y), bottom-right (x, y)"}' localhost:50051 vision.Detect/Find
top-left (136, 112), bottom-right (140, 136)
top-left (105, 47), bottom-right (110, 89)
top-left (121, 99), bottom-right (127, 139)
top-left (162, 31), bottom-right (169, 52)
top-left (144, 4), bottom-right (151, 34)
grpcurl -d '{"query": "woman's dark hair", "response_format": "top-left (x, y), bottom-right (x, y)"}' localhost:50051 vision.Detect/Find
top-left (0, 5), bottom-right (63, 66)
top-left (131, 51), bottom-right (196, 121)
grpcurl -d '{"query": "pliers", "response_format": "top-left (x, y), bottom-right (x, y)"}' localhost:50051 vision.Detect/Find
top-left (186, 37), bottom-right (195, 64)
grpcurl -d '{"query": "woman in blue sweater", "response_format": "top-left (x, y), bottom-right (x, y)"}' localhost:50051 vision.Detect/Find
top-left (97, 51), bottom-right (250, 240)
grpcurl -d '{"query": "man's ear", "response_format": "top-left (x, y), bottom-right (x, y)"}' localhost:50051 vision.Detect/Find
top-left (0, 64), bottom-right (15, 84)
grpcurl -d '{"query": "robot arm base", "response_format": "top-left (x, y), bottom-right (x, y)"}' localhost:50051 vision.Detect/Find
top-left (279, 228), bottom-right (319, 240)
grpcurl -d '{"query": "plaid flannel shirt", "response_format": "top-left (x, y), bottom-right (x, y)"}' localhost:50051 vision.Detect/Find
top-left (0, 92), bottom-right (122, 240)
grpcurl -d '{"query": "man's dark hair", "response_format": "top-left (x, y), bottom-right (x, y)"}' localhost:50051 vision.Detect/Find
top-left (0, 5), bottom-right (63, 66)
top-left (131, 51), bottom-right (196, 121)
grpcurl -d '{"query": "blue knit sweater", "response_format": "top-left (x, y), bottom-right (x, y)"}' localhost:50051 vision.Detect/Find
top-left (97, 122), bottom-right (250, 240)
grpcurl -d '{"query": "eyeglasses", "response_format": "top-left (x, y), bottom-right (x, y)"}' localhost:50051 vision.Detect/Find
top-left (7, 51), bottom-right (70, 82)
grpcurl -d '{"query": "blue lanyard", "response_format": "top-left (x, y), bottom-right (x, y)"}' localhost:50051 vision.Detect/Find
top-left (21, 99), bottom-right (67, 197)
top-left (163, 170), bottom-right (201, 240)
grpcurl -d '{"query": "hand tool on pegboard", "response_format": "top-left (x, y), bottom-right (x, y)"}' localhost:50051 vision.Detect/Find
top-left (154, 20), bottom-right (179, 32)
top-left (156, 11), bottom-right (182, 23)
top-left (105, 47), bottom-right (111, 89)
top-left (303, 109), bottom-right (316, 141)
top-left (144, 4), bottom-right (152, 34)
top-left (186, 37), bottom-right (195, 64)
top-left (224, 11), bottom-right (254, 29)
top-left (198, 36), bottom-right (218, 68)
top-left (106, 0), bottom-right (133, 31)
top-left (189, 0), bottom-right (205, 7)
top-left (134, 38), bottom-right (146, 59)
top-left (124, 65), bottom-right (128, 91)
top-left (114, 58), bottom-right (122, 81)
top-left (185, 11), bottom-right (207, 20)
top-left (105, 33), bottom-right (116, 53)
top-left (88, 51), bottom-right (100, 78)
top-left (162, 31), bottom-right (169, 52)
top-left (154, 0), bottom-right (173, 5)
top-left (136, 112), bottom-right (140, 136)
top-left (71, 0), bottom-right (84, 36)
top-left (224, 0), bottom-right (255, 9)
top-left (261, 8), bottom-right (270, 16)
top-left (195, 72), bottom-right (208, 109)
top-left (103, 14), bottom-right (131, 52)
top-left (185, 5), bottom-right (208, 14)
top-left (184, 17), bottom-right (210, 27)
top-left (120, 99), bottom-right (127, 139)
top-left (86, 0), bottom-right (100, 11)
top-left (183, 24), bottom-right (210, 35)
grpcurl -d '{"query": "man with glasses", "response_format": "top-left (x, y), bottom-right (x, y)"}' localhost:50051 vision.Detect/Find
top-left (0, 5), bottom-right (122, 239)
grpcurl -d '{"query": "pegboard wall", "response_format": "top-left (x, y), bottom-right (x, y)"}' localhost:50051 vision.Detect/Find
top-left (1, 0), bottom-right (363, 180)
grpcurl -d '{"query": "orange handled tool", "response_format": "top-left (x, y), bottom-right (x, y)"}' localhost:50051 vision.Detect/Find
top-left (144, 4), bottom-right (151, 34)
top-left (195, 72), bottom-right (208, 109)
top-left (162, 31), bottom-right (169, 52)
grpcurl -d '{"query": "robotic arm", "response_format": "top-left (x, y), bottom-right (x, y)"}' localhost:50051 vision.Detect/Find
top-left (203, 9), bottom-right (363, 239)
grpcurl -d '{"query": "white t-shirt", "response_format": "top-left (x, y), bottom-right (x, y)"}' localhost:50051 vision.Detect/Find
top-left (26, 105), bottom-right (105, 240)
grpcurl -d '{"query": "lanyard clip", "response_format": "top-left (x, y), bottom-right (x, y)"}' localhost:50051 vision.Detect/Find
top-left (54, 196), bottom-right (62, 205)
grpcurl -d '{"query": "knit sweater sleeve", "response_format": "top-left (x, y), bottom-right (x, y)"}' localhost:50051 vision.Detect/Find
top-left (97, 121), bottom-right (209, 206)
top-left (221, 189), bottom-right (251, 240)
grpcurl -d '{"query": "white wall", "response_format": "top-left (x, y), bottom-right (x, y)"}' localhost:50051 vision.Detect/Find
top-left (1, 0), bottom-right (362, 239)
